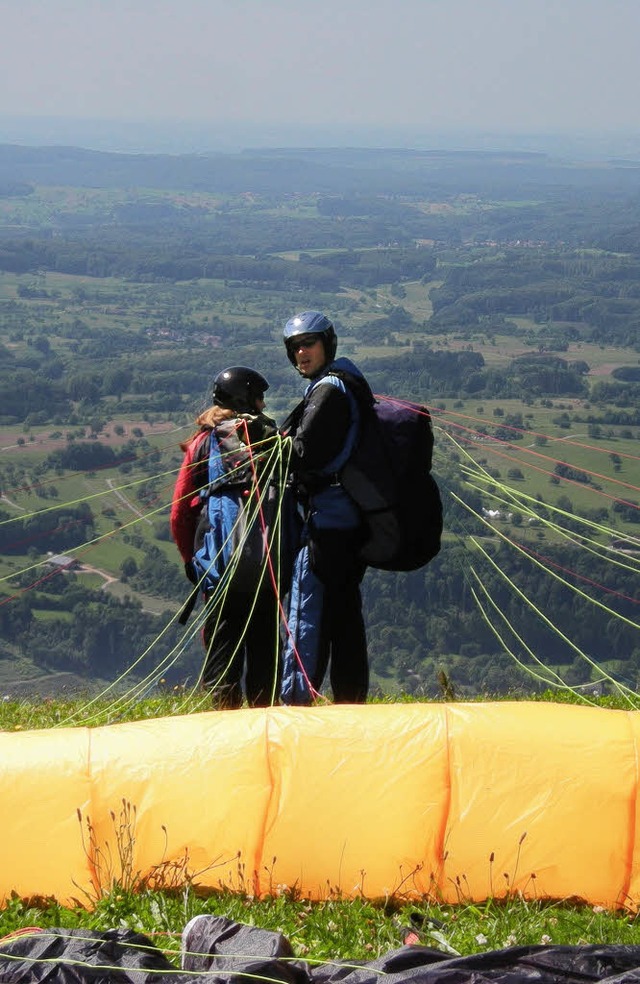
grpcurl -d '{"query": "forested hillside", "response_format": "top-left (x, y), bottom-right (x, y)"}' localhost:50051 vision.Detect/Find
top-left (0, 144), bottom-right (638, 700)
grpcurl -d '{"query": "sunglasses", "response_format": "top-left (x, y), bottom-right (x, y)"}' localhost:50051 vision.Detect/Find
top-left (290, 335), bottom-right (321, 350)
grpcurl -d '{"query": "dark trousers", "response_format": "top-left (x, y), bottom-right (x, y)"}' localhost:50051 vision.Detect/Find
top-left (309, 527), bottom-right (368, 703)
top-left (314, 577), bottom-right (369, 703)
top-left (202, 591), bottom-right (280, 708)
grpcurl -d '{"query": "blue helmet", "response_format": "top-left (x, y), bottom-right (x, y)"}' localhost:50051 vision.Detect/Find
top-left (283, 310), bottom-right (337, 366)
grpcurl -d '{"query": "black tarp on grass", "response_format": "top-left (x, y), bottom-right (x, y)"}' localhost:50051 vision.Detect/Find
top-left (2, 916), bottom-right (640, 984)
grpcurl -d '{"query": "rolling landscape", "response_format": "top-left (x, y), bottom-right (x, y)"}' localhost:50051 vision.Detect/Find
top-left (5, 0), bottom-right (640, 966)
top-left (0, 142), bottom-right (638, 703)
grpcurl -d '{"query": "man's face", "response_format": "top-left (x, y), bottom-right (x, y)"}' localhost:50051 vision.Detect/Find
top-left (290, 334), bottom-right (327, 378)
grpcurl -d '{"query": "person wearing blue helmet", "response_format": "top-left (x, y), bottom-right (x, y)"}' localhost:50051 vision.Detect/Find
top-left (280, 311), bottom-right (369, 704)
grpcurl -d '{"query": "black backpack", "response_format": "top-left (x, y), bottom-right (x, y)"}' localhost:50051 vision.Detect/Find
top-left (335, 372), bottom-right (443, 572)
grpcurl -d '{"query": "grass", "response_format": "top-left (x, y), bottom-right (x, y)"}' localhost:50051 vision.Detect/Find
top-left (3, 889), bottom-right (640, 965)
top-left (1, 850), bottom-right (640, 966)
top-left (31, 608), bottom-right (74, 622)
top-left (2, 687), bottom-right (633, 731)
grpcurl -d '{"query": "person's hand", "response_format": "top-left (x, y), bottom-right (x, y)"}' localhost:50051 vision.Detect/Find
top-left (184, 561), bottom-right (199, 585)
top-left (238, 413), bottom-right (276, 445)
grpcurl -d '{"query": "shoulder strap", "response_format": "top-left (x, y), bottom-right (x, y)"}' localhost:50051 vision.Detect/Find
top-left (327, 369), bottom-right (376, 412)
top-left (203, 421), bottom-right (255, 494)
top-left (315, 369), bottom-right (373, 477)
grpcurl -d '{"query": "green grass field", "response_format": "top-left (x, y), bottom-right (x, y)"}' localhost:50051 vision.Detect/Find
top-left (1, 885), bottom-right (639, 968)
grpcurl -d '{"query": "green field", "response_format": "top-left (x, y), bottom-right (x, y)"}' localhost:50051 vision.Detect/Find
top-left (1, 196), bottom-right (639, 699)
top-left (1, 263), bottom-right (638, 588)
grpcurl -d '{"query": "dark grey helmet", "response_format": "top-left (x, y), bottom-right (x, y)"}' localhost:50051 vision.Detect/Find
top-left (283, 310), bottom-right (337, 365)
top-left (212, 366), bottom-right (269, 413)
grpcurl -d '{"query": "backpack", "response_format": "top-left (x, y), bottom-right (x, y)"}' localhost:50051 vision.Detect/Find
top-left (192, 421), bottom-right (279, 597)
top-left (335, 372), bottom-right (443, 572)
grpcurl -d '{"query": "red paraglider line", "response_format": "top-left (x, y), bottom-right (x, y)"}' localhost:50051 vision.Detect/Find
top-left (506, 537), bottom-right (640, 606)
top-left (239, 420), bottom-right (323, 705)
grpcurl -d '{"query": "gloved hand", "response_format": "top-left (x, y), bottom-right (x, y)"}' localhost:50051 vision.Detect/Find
top-left (237, 412), bottom-right (277, 445)
top-left (184, 561), bottom-right (199, 586)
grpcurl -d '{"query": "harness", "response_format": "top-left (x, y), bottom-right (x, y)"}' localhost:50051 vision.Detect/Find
top-left (179, 418), bottom-right (277, 625)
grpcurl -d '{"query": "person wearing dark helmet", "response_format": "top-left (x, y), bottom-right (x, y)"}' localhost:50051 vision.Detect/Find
top-left (280, 311), bottom-right (369, 704)
top-left (170, 366), bottom-right (281, 708)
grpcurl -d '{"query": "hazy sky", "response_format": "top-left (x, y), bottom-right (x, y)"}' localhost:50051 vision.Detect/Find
top-left (2, 0), bottom-right (639, 139)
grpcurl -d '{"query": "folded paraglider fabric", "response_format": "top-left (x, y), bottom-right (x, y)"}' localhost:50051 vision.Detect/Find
top-left (1, 702), bottom-right (640, 908)
top-left (3, 916), bottom-right (640, 984)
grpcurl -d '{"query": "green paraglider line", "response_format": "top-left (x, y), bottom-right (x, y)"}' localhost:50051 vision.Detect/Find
top-left (60, 433), bottom-right (292, 724)
top-left (0, 465), bottom-right (182, 532)
top-left (0, 495), bottom-right (173, 590)
top-left (440, 404), bottom-right (640, 465)
top-left (451, 486), bottom-right (639, 634)
top-left (462, 524), bottom-right (639, 707)
top-left (3, 399), bottom-right (638, 721)
top-left (436, 413), bottom-right (640, 514)
top-left (0, 926), bottom-right (367, 981)
top-left (459, 458), bottom-right (640, 549)
top-left (444, 428), bottom-right (640, 574)
top-left (183, 431), bottom-right (288, 703)
top-left (461, 471), bottom-right (640, 578)
top-left (437, 402), bottom-right (640, 469)
top-left (441, 430), bottom-right (638, 700)
top-left (466, 567), bottom-right (601, 707)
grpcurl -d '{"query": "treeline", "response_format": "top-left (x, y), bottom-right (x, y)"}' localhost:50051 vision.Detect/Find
top-left (0, 504), bottom-right (94, 556)
top-left (2, 533), bottom-right (635, 696)
top-left (303, 246), bottom-right (437, 287)
top-left (3, 142), bottom-right (640, 207)
top-left (430, 249), bottom-right (640, 349)
top-left (0, 337), bottom-right (296, 424)
top-left (5, 237), bottom-right (640, 359)
top-left (0, 573), bottom-right (195, 682)
top-left (363, 538), bottom-right (640, 695)
top-left (360, 349), bottom-right (591, 400)
top-left (1, 335), bottom-right (633, 430)
top-left (0, 235), bottom-right (440, 288)
top-left (0, 237), bottom-right (340, 286)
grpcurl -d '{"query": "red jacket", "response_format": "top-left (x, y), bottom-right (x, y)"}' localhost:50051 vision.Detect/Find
top-left (171, 412), bottom-right (279, 565)
top-left (170, 430), bottom-right (210, 563)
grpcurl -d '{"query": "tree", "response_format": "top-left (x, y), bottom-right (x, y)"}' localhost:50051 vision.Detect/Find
top-left (120, 557), bottom-right (138, 580)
